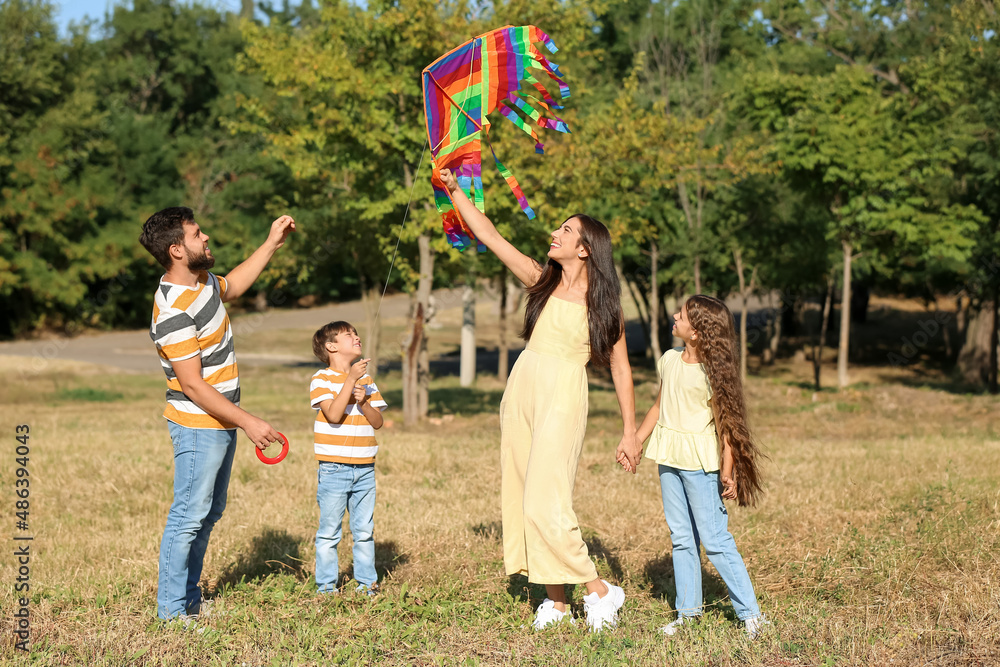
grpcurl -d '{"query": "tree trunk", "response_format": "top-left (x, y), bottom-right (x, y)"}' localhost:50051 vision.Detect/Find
top-left (649, 241), bottom-right (662, 360)
top-left (677, 180), bottom-right (702, 294)
top-left (991, 289), bottom-right (999, 394)
top-left (734, 248), bottom-right (757, 382)
top-left (667, 294), bottom-right (682, 348)
top-left (814, 276), bottom-right (835, 391)
top-left (401, 297), bottom-right (422, 426)
top-left (498, 272), bottom-right (509, 382)
top-left (763, 291), bottom-right (781, 365)
top-left (356, 262), bottom-right (380, 373)
top-left (958, 301), bottom-right (996, 388)
top-left (838, 239), bottom-right (853, 388)
top-left (460, 278), bottom-right (476, 387)
top-left (620, 266), bottom-right (651, 358)
top-left (937, 300), bottom-right (953, 361)
top-left (416, 234), bottom-right (434, 419)
top-left (241, 0), bottom-right (254, 19)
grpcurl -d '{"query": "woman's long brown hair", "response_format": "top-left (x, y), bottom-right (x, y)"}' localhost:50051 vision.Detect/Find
top-left (520, 214), bottom-right (622, 367)
top-left (686, 295), bottom-right (766, 507)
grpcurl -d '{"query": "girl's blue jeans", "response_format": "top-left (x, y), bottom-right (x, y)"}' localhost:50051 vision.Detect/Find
top-left (158, 422), bottom-right (237, 620)
top-left (315, 462), bottom-right (377, 592)
top-left (658, 464), bottom-right (761, 621)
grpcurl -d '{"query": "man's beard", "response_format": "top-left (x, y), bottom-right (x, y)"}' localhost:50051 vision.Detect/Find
top-left (186, 246), bottom-right (215, 271)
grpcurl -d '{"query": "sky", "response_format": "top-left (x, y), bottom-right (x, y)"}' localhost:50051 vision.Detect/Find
top-left (52, 0), bottom-right (245, 34)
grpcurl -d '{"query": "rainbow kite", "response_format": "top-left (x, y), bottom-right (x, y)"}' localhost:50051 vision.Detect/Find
top-left (422, 25), bottom-right (571, 251)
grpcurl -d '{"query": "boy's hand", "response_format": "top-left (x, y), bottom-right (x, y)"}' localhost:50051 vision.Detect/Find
top-left (346, 358), bottom-right (370, 383)
top-left (721, 473), bottom-right (737, 500)
top-left (438, 168), bottom-right (460, 193)
top-left (267, 215), bottom-right (296, 250)
top-left (352, 385), bottom-right (369, 404)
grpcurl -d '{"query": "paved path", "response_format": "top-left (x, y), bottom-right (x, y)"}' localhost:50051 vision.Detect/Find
top-left (0, 287), bottom-right (778, 374)
top-left (0, 289), bottom-right (463, 373)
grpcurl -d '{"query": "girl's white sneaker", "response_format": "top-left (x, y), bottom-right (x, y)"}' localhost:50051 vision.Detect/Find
top-left (744, 614), bottom-right (771, 639)
top-left (659, 614), bottom-right (698, 636)
top-left (532, 599), bottom-right (571, 630)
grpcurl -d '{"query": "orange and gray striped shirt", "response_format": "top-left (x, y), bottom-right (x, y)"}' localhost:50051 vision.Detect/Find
top-left (310, 368), bottom-right (387, 464)
top-left (150, 271), bottom-right (238, 430)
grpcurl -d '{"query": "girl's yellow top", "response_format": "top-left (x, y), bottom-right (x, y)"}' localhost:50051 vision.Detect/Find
top-left (644, 347), bottom-right (720, 472)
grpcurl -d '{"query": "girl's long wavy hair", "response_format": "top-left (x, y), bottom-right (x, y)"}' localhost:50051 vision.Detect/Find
top-left (520, 214), bottom-right (622, 367)
top-left (686, 295), bottom-right (766, 507)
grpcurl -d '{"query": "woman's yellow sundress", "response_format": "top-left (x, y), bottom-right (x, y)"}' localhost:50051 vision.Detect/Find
top-left (498, 296), bottom-right (599, 584)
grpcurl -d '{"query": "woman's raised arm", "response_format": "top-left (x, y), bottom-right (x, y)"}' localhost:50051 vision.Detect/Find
top-left (439, 169), bottom-right (542, 287)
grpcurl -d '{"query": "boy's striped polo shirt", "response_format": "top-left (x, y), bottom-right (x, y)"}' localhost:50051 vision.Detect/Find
top-left (310, 368), bottom-right (387, 464)
top-left (150, 271), bottom-right (239, 430)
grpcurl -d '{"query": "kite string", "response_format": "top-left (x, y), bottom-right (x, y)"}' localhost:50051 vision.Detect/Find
top-left (369, 138), bottom-right (428, 343)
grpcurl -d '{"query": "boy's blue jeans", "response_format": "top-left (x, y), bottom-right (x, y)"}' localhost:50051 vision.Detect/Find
top-left (315, 462), bottom-right (377, 592)
top-left (158, 422), bottom-right (237, 619)
top-left (658, 464), bottom-right (761, 621)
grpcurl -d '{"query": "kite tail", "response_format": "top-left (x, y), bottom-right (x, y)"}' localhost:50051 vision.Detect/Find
top-left (489, 144), bottom-right (535, 220)
top-left (432, 165), bottom-right (487, 252)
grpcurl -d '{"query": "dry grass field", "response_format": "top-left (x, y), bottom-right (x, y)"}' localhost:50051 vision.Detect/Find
top-left (1, 299), bottom-right (998, 666)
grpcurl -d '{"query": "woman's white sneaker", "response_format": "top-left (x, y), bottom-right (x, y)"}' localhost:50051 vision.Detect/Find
top-left (582, 581), bottom-right (625, 632)
top-left (532, 599), bottom-right (571, 630)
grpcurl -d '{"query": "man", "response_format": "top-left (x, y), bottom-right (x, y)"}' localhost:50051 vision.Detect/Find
top-left (139, 206), bottom-right (295, 621)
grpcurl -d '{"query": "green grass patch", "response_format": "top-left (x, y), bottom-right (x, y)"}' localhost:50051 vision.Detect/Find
top-left (55, 387), bottom-right (125, 402)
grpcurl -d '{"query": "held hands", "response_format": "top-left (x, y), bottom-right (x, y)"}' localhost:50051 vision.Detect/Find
top-left (615, 431), bottom-right (643, 475)
top-left (267, 215), bottom-right (296, 250)
top-left (243, 415), bottom-right (281, 451)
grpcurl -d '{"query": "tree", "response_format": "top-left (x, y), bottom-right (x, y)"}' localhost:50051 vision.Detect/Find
top-left (738, 64), bottom-right (979, 387)
top-left (946, 0), bottom-right (1000, 393)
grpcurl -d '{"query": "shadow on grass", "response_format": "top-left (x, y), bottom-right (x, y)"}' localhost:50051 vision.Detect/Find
top-left (380, 386), bottom-right (506, 417)
top-left (878, 371), bottom-right (986, 396)
top-left (585, 535), bottom-right (625, 584)
top-left (373, 539), bottom-right (408, 585)
top-left (214, 528), bottom-right (307, 593)
top-left (470, 521), bottom-right (502, 541)
top-left (506, 575), bottom-right (549, 610)
top-left (643, 551), bottom-right (738, 622)
top-left (327, 539), bottom-right (411, 589)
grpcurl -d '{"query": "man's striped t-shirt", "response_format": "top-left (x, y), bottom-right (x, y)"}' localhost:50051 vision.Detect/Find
top-left (310, 368), bottom-right (387, 464)
top-left (150, 271), bottom-right (239, 430)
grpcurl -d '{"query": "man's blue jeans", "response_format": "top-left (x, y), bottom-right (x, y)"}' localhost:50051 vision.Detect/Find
top-left (158, 422), bottom-right (237, 619)
top-left (658, 465), bottom-right (761, 621)
top-left (315, 462), bottom-right (377, 592)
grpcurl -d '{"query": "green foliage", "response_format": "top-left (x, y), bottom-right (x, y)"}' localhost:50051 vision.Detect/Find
top-left (2, 0), bottom-right (998, 391)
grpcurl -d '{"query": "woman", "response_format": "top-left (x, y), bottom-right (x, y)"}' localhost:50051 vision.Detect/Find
top-left (439, 169), bottom-right (642, 632)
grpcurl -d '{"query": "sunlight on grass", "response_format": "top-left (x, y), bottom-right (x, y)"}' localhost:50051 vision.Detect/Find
top-left (0, 354), bottom-right (998, 665)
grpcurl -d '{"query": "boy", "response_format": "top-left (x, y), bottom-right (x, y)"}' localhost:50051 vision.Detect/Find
top-left (310, 321), bottom-right (387, 594)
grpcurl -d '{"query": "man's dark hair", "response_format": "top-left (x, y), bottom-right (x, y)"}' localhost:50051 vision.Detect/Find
top-left (139, 207), bottom-right (194, 269)
top-left (312, 321), bottom-right (357, 364)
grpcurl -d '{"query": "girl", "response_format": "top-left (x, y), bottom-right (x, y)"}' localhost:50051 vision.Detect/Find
top-left (438, 168), bottom-right (641, 632)
top-left (632, 295), bottom-right (769, 638)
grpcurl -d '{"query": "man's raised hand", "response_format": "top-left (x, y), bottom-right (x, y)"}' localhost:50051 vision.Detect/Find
top-left (267, 215), bottom-right (296, 249)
